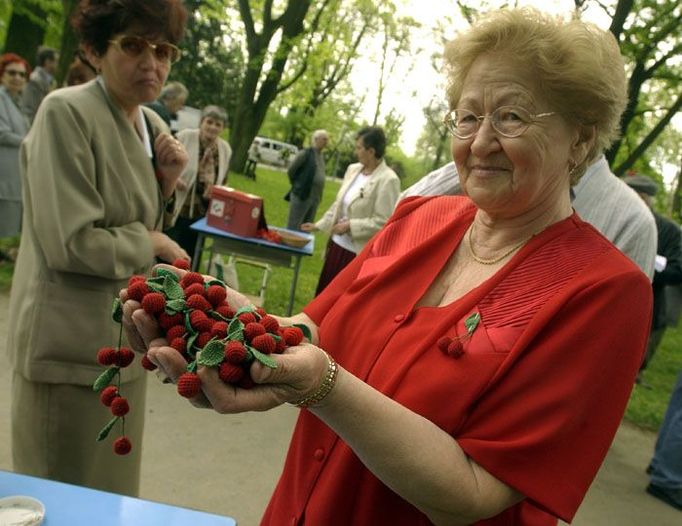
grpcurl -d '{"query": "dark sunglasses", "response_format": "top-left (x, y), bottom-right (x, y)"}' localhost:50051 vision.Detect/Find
top-left (4, 70), bottom-right (26, 78)
top-left (108, 35), bottom-right (181, 64)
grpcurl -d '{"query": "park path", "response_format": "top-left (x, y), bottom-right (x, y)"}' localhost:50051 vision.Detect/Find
top-left (0, 291), bottom-right (679, 525)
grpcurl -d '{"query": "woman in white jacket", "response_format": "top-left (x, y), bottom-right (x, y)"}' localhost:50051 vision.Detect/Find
top-left (167, 104), bottom-right (232, 255)
top-left (302, 126), bottom-right (400, 295)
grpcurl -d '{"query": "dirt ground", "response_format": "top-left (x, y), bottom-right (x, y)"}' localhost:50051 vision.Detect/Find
top-left (0, 291), bottom-right (680, 525)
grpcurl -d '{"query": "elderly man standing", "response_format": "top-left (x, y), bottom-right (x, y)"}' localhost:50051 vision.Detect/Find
top-left (285, 129), bottom-right (329, 231)
top-left (22, 46), bottom-right (58, 122)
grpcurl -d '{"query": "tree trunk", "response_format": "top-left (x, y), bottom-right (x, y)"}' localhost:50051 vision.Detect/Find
top-left (3, 1), bottom-right (46, 62)
top-left (55, 0), bottom-right (80, 86)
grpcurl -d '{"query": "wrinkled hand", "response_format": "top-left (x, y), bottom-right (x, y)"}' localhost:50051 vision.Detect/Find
top-left (331, 219), bottom-right (350, 235)
top-left (300, 223), bottom-right (318, 232)
top-left (155, 133), bottom-right (188, 198)
top-left (148, 231), bottom-right (190, 263)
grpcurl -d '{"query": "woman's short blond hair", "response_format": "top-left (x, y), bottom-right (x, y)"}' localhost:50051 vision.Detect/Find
top-left (444, 8), bottom-right (628, 179)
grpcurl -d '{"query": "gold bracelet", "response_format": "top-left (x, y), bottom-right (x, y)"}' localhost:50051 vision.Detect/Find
top-left (290, 352), bottom-right (338, 408)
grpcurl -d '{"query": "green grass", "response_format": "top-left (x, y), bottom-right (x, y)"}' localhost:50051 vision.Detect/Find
top-left (1, 166), bottom-right (679, 431)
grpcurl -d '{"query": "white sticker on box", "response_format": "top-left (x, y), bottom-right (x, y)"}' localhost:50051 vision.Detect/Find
top-left (210, 200), bottom-right (225, 217)
top-left (251, 207), bottom-right (260, 219)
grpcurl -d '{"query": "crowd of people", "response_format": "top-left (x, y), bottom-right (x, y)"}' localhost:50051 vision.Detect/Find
top-left (1, 0), bottom-right (681, 523)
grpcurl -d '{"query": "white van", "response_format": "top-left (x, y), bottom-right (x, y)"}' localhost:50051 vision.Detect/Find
top-left (249, 137), bottom-right (298, 168)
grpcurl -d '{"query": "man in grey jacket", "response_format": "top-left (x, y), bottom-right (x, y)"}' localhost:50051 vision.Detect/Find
top-left (22, 46), bottom-right (58, 122)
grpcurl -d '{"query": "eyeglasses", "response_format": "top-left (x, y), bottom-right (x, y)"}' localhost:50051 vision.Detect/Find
top-left (108, 36), bottom-right (181, 64)
top-left (443, 105), bottom-right (556, 139)
top-left (4, 70), bottom-right (26, 78)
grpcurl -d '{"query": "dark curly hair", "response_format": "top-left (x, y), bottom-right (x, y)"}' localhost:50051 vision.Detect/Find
top-left (356, 126), bottom-right (387, 159)
top-left (72, 0), bottom-right (187, 56)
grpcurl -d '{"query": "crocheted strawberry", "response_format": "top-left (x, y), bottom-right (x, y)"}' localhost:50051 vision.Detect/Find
top-left (244, 322), bottom-right (266, 341)
top-left (219, 362), bottom-right (245, 384)
top-left (158, 312), bottom-right (184, 331)
top-left (224, 341), bottom-right (247, 364)
top-left (177, 372), bottom-right (202, 398)
top-left (110, 396), bottom-right (130, 417)
top-left (97, 346), bottom-right (118, 366)
top-left (183, 282), bottom-right (206, 299)
top-left (215, 304), bottom-right (235, 319)
top-left (238, 312), bottom-right (257, 325)
top-left (282, 326), bottom-right (304, 346)
top-left (113, 436), bottom-right (132, 456)
top-left (127, 280), bottom-right (150, 302)
top-left (141, 353), bottom-right (157, 371)
top-left (189, 310), bottom-right (214, 332)
top-left (172, 258), bottom-right (191, 270)
top-left (100, 385), bottom-right (119, 407)
top-left (210, 321), bottom-right (228, 339)
top-left (206, 284), bottom-right (227, 307)
top-left (186, 293), bottom-right (212, 312)
top-left (180, 272), bottom-right (204, 289)
top-left (141, 292), bottom-right (166, 315)
top-left (116, 347), bottom-right (135, 368)
top-left (251, 333), bottom-right (276, 354)
top-left (260, 315), bottom-right (279, 333)
top-left (165, 324), bottom-right (186, 342)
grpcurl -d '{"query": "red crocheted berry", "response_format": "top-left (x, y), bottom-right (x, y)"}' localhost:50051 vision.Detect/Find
top-left (282, 326), bottom-right (304, 347)
top-left (128, 274), bottom-right (146, 287)
top-left (219, 362), bottom-right (245, 384)
top-left (113, 436), bottom-right (132, 455)
top-left (180, 272), bottom-right (204, 289)
top-left (260, 315), bottom-right (279, 333)
top-left (255, 307), bottom-right (268, 319)
top-left (210, 321), bottom-right (228, 339)
top-left (186, 293), bottom-right (212, 312)
top-left (110, 396), bottom-right (130, 417)
top-left (177, 372), bottom-right (202, 398)
top-left (244, 322), bottom-right (266, 341)
top-left (170, 337), bottom-right (187, 354)
top-left (183, 283), bottom-right (206, 299)
top-left (224, 341), bottom-right (247, 364)
top-left (447, 339), bottom-right (464, 358)
top-left (165, 324), bottom-right (186, 342)
top-left (99, 385), bottom-right (118, 407)
top-left (141, 292), bottom-right (166, 315)
top-left (127, 280), bottom-right (150, 302)
top-left (96, 346), bottom-right (117, 366)
top-left (238, 312), bottom-right (257, 325)
top-left (437, 336), bottom-right (453, 354)
top-left (195, 331), bottom-right (213, 349)
top-left (159, 312), bottom-right (184, 331)
top-left (215, 304), bottom-right (235, 319)
top-left (116, 347), bottom-right (135, 368)
top-left (275, 334), bottom-right (287, 353)
top-left (172, 258), bottom-right (191, 270)
top-left (189, 310), bottom-right (213, 332)
top-left (206, 285), bottom-right (227, 307)
top-left (237, 375), bottom-right (255, 389)
top-left (251, 333), bottom-right (276, 354)
top-left (141, 353), bottom-right (157, 371)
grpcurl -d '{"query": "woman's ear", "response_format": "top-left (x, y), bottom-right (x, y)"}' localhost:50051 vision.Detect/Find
top-left (571, 124), bottom-right (596, 167)
top-left (82, 44), bottom-right (101, 73)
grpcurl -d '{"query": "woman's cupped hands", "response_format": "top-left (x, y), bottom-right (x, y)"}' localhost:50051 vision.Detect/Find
top-left (120, 264), bottom-right (330, 413)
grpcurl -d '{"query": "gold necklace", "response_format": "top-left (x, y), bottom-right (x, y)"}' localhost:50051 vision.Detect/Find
top-left (467, 224), bottom-right (530, 265)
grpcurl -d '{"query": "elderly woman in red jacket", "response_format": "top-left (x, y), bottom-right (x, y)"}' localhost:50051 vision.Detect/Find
top-left (125, 8), bottom-right (652, 525)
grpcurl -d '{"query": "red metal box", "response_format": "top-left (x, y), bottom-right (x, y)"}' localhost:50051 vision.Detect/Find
top-left (207, 186), bottom-right (263, 238)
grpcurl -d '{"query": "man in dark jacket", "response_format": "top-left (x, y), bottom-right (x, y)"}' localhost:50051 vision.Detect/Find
top-left (625, 174), bottom-right (682, 376)
top-left (285, 130), bottom-right (329, 230)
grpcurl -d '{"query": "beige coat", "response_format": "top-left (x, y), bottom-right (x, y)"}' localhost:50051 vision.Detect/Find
top-left (315, 160), bottom-right (400, 253)
top-left (8, 80), bottom-right (170, 386)
top-left (171, 127), bottom-right (231, 224)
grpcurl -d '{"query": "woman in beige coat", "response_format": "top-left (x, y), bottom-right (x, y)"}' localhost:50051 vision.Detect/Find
top-left (7, 0), bottom-right (188, 497)
top-left (302, 126), bottom-right (400, 295)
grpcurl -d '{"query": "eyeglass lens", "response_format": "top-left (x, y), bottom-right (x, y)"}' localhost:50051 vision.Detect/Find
top-left (114, 36), bottom-right (180, 63)
top-left (449, 107), bottom-right (530, 138)
top-left (4, 70), bottom-right (26, 78)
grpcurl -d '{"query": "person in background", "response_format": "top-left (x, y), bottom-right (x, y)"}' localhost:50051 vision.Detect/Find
top-left (146, 80), bottom-right (187, 133)
top-left (22, 46), bottom-right (58, 122)
top-left (124, 10), bottom-right (652, 524)
top-left (0, 53), bottom-right (31, 262)
top-left (285, 129), bottom-right (329, 230)
top-left (65, 48), bottom-right (98, 86)
top-left (624, 174), bottom-right (682, 382)
top-left (7, 0), bottom-right (189, 497)
top-left (647, 369), bottom-right (682, 510)
top-left (167, 104), bottom-right (232, 256)
top-left (302, 126), bottom-right (400, 296)
top-left (397, 156), bottom-right (657, 279)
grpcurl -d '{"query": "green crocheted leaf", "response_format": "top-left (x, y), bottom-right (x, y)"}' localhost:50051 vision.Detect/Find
top-left (207, 278), bottom-right (225, 288)
top-left (111, 298), bottom-right (122, 323)
top-left (96, 416), bottom-right (119, 442)
top-left (235, 305), bottom-right (256, 316)
top-left (187, 331), bottom-right (199, 354)
top-left (294, 323), bottom-right (312, 342)
top-left (165, 298), bottom-right (186, 314)
top-left (197, 340), bottom-right (224, 367)
top-left (163, 275), bottom-right (185, 301)
top-left (156, 268), bottom-right (179, 282)
top-left (92, 366), bottom-right (119, 392)
top-left (227, 318), bottom-right (244, 341)
top-left (465, 312), bottom-right (481, 335)
top-left (250, 347), bottom-right (277, 369)
top-left (147, 281), bottom-right (164, 293)
top-left (186, 360), bottom-right (197, 373)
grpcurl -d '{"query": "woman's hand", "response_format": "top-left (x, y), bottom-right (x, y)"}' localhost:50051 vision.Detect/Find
top-left (155, 133), bottom-right (189, 198)
top-left (331, 218), bottom-right (350, 235)
top-left (148, 231), bottom-right (190, 263)
top-left (300, 223), bottom-right (318, 232)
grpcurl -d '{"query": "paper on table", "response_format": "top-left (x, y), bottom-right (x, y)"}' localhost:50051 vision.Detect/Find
top-left (655, 254), bottom-right (667, 272)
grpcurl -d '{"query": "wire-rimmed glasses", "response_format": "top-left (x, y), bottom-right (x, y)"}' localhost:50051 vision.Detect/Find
top-left (108, 36), bottom-right (181, 64)
top-left (443, 105), bottom-right (556, 139)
